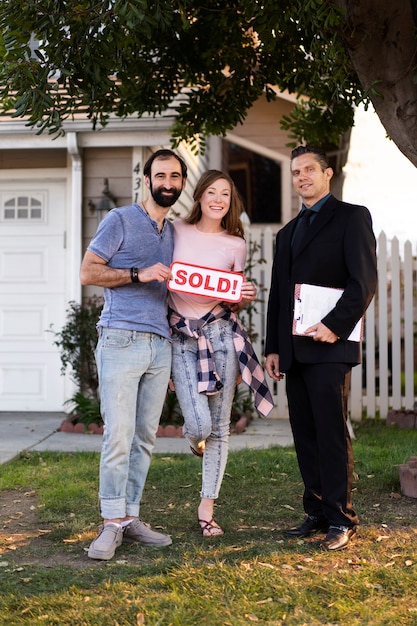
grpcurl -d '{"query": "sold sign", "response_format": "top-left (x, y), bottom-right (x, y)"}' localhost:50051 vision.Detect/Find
top-left (168, 262), bottom-right (244, 302)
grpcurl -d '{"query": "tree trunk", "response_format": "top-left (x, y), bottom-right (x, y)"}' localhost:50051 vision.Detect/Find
top-left (334, 0), bottom-right (417, 167)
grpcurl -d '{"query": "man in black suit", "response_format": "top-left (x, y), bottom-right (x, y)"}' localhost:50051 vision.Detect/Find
top-left (265, 145), bottom-right (377, 550)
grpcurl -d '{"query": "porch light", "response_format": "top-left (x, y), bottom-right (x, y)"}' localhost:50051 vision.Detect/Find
top-left (97, 178), bottom-right (117, 212)
top-left (88, 178), bottom-right (117, 214)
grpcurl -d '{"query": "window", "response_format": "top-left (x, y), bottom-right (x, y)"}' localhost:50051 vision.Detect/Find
top-left (225, 143), bottom-right (282, 224)
top-left (3, 196), bottom-right (44, 221)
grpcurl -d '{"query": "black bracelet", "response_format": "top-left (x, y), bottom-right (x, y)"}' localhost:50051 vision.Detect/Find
top-left (130, 267), bottom-right (140, 283)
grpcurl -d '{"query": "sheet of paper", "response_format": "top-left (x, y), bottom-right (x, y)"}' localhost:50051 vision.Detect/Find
top-left (293, 283), bottom-right (362, 342)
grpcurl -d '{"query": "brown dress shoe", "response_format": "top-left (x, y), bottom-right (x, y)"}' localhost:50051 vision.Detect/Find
top-left (320, 525), bottom-right (357, 550)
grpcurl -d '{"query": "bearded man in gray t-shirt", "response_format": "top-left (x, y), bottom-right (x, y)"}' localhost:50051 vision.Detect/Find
top-left (80, 149), bottom-right (187, 561)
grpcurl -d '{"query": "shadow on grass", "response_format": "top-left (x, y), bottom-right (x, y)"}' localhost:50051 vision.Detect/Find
top-left (1, 420), bottom-right (417, 625)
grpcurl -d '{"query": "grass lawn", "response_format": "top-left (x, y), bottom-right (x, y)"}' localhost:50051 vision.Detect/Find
top-left (1, 419), bottom-right (417, 625)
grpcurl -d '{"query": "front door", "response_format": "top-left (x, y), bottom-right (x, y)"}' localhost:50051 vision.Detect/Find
top-left (0, 176), bottom-right (68, 411)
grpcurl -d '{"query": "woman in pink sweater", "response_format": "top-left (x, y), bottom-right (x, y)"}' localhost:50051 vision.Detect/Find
top-left (168, 170), bottom-right (273, 537)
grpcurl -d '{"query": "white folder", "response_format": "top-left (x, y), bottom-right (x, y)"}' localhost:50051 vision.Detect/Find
top-left (293, 283), bottom-right (363, 342)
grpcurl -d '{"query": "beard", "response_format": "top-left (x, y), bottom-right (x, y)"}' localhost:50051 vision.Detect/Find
top-left (150, 182), bottom-right (182, 208)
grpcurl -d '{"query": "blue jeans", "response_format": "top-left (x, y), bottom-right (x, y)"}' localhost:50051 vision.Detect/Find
top-left (95, 328), bottom-right (171, 519)
top-left (171, 319), bottom-right (239, 499)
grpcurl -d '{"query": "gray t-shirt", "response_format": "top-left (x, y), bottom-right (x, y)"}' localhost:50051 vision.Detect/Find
top-left (88, 203), bottom-right (174, 339)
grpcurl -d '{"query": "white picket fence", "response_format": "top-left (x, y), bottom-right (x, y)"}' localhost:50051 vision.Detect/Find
top-left (245, 228), bottom-right (417, 420)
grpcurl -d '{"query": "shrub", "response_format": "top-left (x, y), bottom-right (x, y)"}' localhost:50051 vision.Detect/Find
top-left (50, 296), bottom-right (103, 400)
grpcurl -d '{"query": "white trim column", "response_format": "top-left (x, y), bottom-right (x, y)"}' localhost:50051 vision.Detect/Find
top-left (67, 132), bottom-right (82, 304)
top-left (132, 147), bottom-right (145, 204)
top-left (208, 135), bottom-right (222, 169)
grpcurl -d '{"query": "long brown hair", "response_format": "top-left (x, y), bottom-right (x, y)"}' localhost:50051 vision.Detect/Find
top-left (185, 170), bottom-right (245, 239)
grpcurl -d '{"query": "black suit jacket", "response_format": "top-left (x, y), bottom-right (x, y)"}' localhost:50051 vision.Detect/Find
top-left (265, 195), bottom-right (377, 371)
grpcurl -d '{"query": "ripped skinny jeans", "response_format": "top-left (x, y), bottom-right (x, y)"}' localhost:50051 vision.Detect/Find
top-left (171, 319), bottom-right (239, 499)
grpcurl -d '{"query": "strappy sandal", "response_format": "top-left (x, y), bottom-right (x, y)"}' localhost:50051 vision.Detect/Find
top-left (198, 518), bottom-right (224, 537)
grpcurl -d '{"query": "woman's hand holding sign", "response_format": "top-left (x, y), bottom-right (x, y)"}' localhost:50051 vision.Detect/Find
top-left (228, 280), bottom-right (257, 312)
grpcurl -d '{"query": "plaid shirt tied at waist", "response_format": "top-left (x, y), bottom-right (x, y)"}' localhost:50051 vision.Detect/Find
top-left (169, 304), bottom-right (274, 417)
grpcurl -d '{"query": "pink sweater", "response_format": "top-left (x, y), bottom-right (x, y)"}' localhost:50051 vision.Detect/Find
top-left (169, 219), bottom-right (247, 319)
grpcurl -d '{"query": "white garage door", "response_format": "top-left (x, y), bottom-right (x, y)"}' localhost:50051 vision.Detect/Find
top-left (0, 178), bottom-right (68, 411)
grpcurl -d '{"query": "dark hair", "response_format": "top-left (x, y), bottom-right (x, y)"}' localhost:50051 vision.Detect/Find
top-left (143, 149), bottom-right (188, 179)
top-left (185, 169), bottom-right (245, 239)
top-left (290, 145), bottom-right (330, 172)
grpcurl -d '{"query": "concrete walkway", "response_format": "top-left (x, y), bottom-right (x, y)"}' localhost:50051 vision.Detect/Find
top-left (0, 412), bottom-right (293, 465)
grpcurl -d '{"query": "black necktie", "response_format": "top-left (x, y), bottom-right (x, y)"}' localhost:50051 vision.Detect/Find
top-left (292, 209), bottom-right (314, 256)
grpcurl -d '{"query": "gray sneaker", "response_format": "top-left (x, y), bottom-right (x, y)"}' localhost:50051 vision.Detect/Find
top-left (88, 523), bottom-right (123, 560)
top-left (123, 518), bottom-right (172, 547)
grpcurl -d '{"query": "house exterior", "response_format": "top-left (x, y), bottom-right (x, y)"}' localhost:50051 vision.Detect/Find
top-left (0, 91), bottom-right (351, 412)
